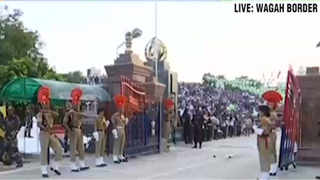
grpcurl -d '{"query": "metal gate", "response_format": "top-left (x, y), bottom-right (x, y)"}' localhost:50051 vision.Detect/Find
top-left (278, 69), bottom-right (302, 170)
top-left (120, 76), bottom-right (160, 155)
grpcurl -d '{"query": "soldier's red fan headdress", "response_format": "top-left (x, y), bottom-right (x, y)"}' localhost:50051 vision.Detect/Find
top-left (262, 90), bottom-right (283, 103)
top-left (38, 86), bottom-right (51, 105)
top-left (114, 94), bottom-right (127, 109)
top-left (71, 88), bottom-right (83, 105)
top-left (164, 98), bottom-right (174, 110)
top-left (262, 90), bottom-right (283, 109)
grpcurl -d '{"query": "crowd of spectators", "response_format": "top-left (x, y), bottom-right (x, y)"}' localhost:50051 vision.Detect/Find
top-left (177, 83), bottom-right (264, 144)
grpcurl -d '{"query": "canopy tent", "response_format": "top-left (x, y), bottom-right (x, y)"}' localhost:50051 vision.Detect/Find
top-left (0, 78), bottom-right (111, 106)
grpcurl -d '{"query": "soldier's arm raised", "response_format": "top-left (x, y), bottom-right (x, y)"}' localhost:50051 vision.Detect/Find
top-left (111, 113), bottom-right (118, 138)
top-left (260, 117), bottom-right (272, 136)
top-left (37, 112), bottom-right (46, 130)
top-left (63, 111), bottom-right (71, 132)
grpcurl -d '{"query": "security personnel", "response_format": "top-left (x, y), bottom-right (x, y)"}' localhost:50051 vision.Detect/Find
top-left (164, 107), bottom-right (174, 152)
top-left (111, 110), bottom-right (128, 163)
top-left (171, 108), bottom-right (180, 145)
top-left (192, 108), bottom-right (204, 149)
top-left (253, 105), bottom-right (273, 180)
top-left (37, 104), bottom-right (63, 178)
top-left (268, 102), bottom-right (279, 176)
top-left (63, 104), bottom-right (90, 172)
top-left (182, 107), bottom-right (192, 144)
top-left (4, 106), bottom-right (23, 168)
top-left (93, 108), bottom-right (110, 167)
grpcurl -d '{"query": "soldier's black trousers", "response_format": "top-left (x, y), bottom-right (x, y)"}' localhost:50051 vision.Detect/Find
top-left (183, 124), bottom-right (191, 144)
top-left (193, 127), bottom-right (203, 148)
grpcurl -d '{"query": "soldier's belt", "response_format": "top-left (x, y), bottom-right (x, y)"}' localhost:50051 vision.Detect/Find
top-left (40, 129), bottom-right (53, 134)
top-left (40, 127), bottom-right (52, 131)
top-left (258, 134), bottom-right (269, 138)
top-left (117, 126), bottom-right (124, 129)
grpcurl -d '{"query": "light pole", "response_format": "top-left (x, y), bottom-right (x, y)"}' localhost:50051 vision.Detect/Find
top-left (115, 28), bottom-right (143, 58)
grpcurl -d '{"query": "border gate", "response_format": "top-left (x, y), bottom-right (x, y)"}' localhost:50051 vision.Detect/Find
top-left (278, 69), bottom-right (302, 170)
top-left (120, 76), bottom-right (160, 155)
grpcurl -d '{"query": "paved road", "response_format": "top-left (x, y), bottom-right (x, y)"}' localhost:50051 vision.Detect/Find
top-left (0, 134), bottom-right (318, 180)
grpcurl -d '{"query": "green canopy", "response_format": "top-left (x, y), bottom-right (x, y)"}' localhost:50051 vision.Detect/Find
top-left (0, 78), bottom-right (111, 106)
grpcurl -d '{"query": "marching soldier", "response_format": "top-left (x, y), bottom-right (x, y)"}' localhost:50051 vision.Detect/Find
top-left (182, 107), bottom-right (192, 144)
top-left (63, 103), bottom-right (91, 172)
top-left (171, 108), bottom-right (178, 145)
top-left (253, 105), bottom-right (273, 180)
top-left (268, 102), bottom-right (279, 176)
top-left (192, 107), bottom-right (204, 149)
top-left (262, 90), bottom-right (283, 177)
top-left (93, 108), bottom-right (110, 167)
top-left (4, 106), bottom-right (23, 168)
top-left (37, 104), bottom-right (63, 178)
top-left (111, 109), bottom-right (128, 164)
top-left (164, 106), bottom-right (174, 152)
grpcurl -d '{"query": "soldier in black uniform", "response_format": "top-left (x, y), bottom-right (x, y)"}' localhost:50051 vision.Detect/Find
top-left (182, 107), bottom-right (192, 144)
top-left (192, 108), bottom-right (204, 149)
top-left (2, 106), bottom-right (23, 168)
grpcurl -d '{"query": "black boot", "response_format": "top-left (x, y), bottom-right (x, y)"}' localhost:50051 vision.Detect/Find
top-left (42, 174), bottom-right (49, 178)
top-left (269, 173), bottom-right (277, 176)
top-left (96, 163), bottom-right (107, 167)
top-left (80, 166), bottom-right (90, 171)
top-left (50, 167), bottom-right (61, 175)
top-left (120, 158), bottom-right (128, 163)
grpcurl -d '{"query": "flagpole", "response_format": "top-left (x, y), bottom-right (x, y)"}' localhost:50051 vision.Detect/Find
top-left (154, 0), bottom-right (158, 81)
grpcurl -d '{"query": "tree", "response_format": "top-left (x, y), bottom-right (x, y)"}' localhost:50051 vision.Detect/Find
top-left (0, 8), bottom-right (44, 65)
top-left (0, 7), bottom-right (63, 88)
top-left (62, 71), bottom-right (85, 83)
top-left (0, 57), bottom-right (65, 87)
top-left (217, 75), bottom-right (226, 80)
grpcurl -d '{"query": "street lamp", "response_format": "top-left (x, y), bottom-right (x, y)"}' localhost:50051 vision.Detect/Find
top-left (116, 28), bottom-right (143, 57)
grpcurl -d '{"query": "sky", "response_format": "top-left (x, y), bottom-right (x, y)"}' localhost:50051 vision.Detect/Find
top-left (2, 1), bottom-right (320, 83)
